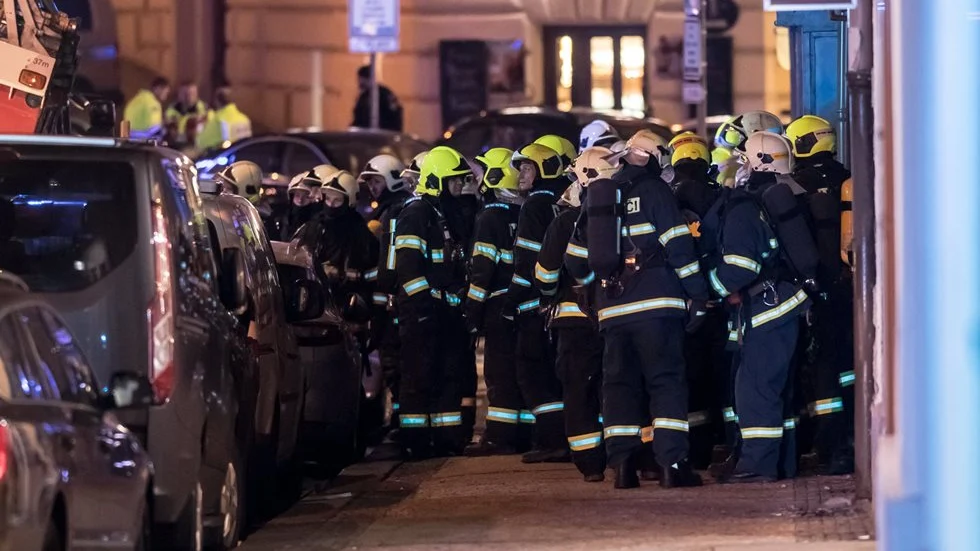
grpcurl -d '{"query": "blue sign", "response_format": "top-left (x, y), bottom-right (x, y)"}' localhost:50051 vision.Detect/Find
top-left (348, 0), bottom-right (400, 53)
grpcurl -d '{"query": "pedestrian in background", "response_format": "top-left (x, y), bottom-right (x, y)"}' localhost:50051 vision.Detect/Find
top-left (352, 65), bottom-right (403, 132)
top-left (122, 76), bottom-right (170, 139)
top-left (197, 85), bottom-right (252, 152)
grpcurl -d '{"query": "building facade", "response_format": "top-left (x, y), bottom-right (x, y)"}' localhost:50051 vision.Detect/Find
top-left (111, 0), bottom-right (790, 141)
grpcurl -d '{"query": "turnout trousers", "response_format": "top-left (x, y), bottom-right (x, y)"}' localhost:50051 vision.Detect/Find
top-left (516, 313), bottom-right (566, 449)
top-left (483, 300), bottom-right (532, 446)
top-left (685, 309), bottom-right (729, 467)
top-left (378, 314), bottom-right (401, 416)
top-left (555, 325), bottom-right (605, 476)
top-left (734, 317), bottom-right (800, 479)
top-left (397, 304), bottom-right (468, 455)
top-left (445, 308), bottom-right (478, 444)
top-left (603, 317), bottom-right (690, 469)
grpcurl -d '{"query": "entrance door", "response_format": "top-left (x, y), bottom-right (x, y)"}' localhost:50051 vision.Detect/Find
top-left (544, 26), bottom-right (648, 113)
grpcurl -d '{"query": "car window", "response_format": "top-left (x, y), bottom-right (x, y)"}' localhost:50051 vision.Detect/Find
top-left (0, 159), bottom-right (138, 293)
top-left (161, 160), bottom-right (217, 285)
top-left (283, 144), bottom-right (327, 177)
top-left (54, 0), bottom-right (93, 31)
top-left (0, 316), bottom-right (34, 400)
top-left (445, 121), bottom-right (491, 158)
top-left (230, 142), bottom-right (282, 175)
top-left (27, 308), bottom-right (100, 408)
top-left (392, 137), bottom-right (430, 166)
top-left (313, 136), bottom-right (400, 174)
top-left (5, 310), bottom-right (59, 400)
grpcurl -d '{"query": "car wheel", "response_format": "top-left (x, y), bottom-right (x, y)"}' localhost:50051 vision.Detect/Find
top-left (42, 518), bottom-right (63, 551)
top-left (218, 452), bottom-right (246, 550)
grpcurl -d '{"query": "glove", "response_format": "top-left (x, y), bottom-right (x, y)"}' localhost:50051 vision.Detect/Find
top-left (685, 298), bottom-right (710, 334)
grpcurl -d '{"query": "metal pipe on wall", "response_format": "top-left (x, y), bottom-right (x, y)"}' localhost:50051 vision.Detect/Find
top-left (847, 0), bottom-right (874, 504)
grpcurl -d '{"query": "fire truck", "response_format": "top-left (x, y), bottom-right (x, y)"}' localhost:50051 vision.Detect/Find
top-left (0, 0), bottom-right (82, 134)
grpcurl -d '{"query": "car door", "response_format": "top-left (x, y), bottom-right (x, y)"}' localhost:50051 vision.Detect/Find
top-left (30, 307), bottom-right (148, 546)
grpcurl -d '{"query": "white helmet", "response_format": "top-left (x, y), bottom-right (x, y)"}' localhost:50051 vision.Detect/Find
top-left (609, 140), bottom-right (628, 154)
top-left (578, 120), bottom-right (620, 153)
top-left (315, 164), bottom-right (358, 205)
top-left (401, 151), bottom-right (427, 180)
top-left (740, 110), bottom-right (783, 135)
top-left (214, 161), bottom-right (262, 203)
top-left (567, 146), bottom-right (622, 187)
top-left (287, 169), bottom-right (323, 205)
top-left (358, 154), bottom-right (407, 193)
top-left (623, 129), bottom-right (670, 169)
top-left (745, 131), bottom-right (794, 174)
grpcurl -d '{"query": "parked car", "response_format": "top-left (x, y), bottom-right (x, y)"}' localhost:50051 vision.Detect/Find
top-left (52, 0), bottom-right (122, 101)
top-left (270, 241), bottom-right (382, 468)
top-left (439, 106), bottom-right (674, 158)
top-left (199, 182), bottom-right (316, 504)
top-left (0, 272), bottom-right (152, 550)
top-left (0, 135), bottom-right (256, 550)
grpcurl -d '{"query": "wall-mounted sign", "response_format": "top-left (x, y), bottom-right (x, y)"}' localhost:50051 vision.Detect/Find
top-left (348, 0), bottom-right (400, 53)
top-left (764, 0), bottom-right (857, 11)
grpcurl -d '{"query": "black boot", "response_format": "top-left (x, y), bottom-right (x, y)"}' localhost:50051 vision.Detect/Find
top-left (615, 456), bottom-right (640, 489)
top-left (725, 471), bottom-right (777, 484)
top-left (709, 450), bottom-right (739, 481)
top-left (521, 447), bottom-right (571, 464)
top-left (583, 473), bottom-right (605, 483)
top-left (660, 460), bottom-right (703, 488)
top-left (464, 439), bottom-right (518, 457)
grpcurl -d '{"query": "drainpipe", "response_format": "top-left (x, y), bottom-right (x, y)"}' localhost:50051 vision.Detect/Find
top-left (847, 0), bottom-right (874, 504)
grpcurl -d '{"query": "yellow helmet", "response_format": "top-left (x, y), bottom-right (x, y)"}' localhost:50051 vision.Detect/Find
top-left (786, 115), bottom-right (836, 158)
top-left (715, 116), bottom-right (747, 150)
top-left (474, 147), bottom-right (519, 190)
top-left (534, 135), bottom-right (576, 167)
top-left (511, 143), bottom-right (564, 180)
top-left (668, 132), bottom-right (709, 166)
top-left (418, 146), bottom-right (472, 196)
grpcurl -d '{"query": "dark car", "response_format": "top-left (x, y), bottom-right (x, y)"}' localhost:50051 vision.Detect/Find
top-left (0, 135), bottom-right (257, 550)
top-left (0, 273), bottom-right (152, 551)
top-left (193, 129), bottom-right (431, 239)
top-left (439, 106), bottom-right (674, 158)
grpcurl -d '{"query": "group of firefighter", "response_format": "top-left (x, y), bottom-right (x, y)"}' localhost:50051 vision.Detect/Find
top-left (215, 110), bottom-right (854, 490)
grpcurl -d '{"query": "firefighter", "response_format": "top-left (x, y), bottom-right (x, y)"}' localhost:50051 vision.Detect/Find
top-left (285, 170), bottom-right (325, 238)
top-left (359, 154), bottom-right (414, 418)
top-left (534, 146), bottom-right (621, 481)
top-left (197, 86), bottom-right (252, 152)
top-left (668, 132), bottom-right (729, 468)
top-left (401, 152), bottom-right (427, 192)
top-left (507, 142), bottom-right (571, 463)
top-left (392, 146), bottom-right (472, 458)
top-left (122, 77), bottom-right (170, 139)
top-left (214, 160), bottom-right (262, 205)
top-left (463, 147), bottom-right (528, 455)
top-left (714, 111), bottom-right (783, 187)
top-left (786, 115), bottom-right (854, 474)
top-left (680, 131), bottom-right (811, 483)
top-left (165, 82), bottom-right (209, 147)
top-left (535, 134), bottom-right (577, 168)
top-left (565, 130), bottom-right (708, 489)
top-left (578, 120), bottom-right (620, 153)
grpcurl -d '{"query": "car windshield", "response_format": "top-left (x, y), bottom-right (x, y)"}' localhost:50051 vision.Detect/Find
top-left (310, 135), bottom-right (428, 174)
top-left (0, 160), bottom-right (138, 292)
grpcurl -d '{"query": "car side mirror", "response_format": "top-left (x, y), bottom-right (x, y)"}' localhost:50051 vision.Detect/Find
top-left (342, 292), bottom-right (371, 324)
top-left (104, 371), bottom-right (152, 409)
top-left (286, 279), bottom-right (325, 322)
top-left (220, 248), bottom-right (248, 314)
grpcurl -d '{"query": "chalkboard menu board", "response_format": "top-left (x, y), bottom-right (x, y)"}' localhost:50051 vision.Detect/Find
top-left (439, 41), bottom-right (489, 129)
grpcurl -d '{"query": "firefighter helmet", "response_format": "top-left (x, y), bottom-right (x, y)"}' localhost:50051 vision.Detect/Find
top-left (214, 160), bottom-right (262, 204)
top-left (418, 146), bottom-right (472, 196)
top-left (287, 170), bottom-right (322, 205)
top-left (315, 164), bottom-right (358, 205)
top-left (558, 180), bottom-right (584, 208)
top-left (715, 116), bottom-right (746, 150)
top-left (567, 146), bottom-right (621, 187)
top-left (475, 147), bottom-right (519, 190)
top-left (668, 132), bottom-right (710, 167)
top-left (623, 129), bottom-right (670, 168)
top-left (512, 143), bottom-right (564, 180)
top-left (358, 154), bottom-right (407, 193)
top-left (578, 120), bottom-right (620, 152)
top-left (534, 134), bottom-right (577, 166)
top-left (400, 151), bottom-right (427, 189)
top-left (745, 131), bottom-right (794, 174)
top-left (786, 115), bottom-right (836, 158)
top-left (716, 111), bottom-right (782, 152)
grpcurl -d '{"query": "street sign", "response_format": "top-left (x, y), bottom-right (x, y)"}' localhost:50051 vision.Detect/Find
top-left (682, 82), bottom-right (706, 104)
top-left (763, 0), bottom-right (857, 10)
top-left (683, 17), bottom-right (703, 80)
top-left (685, 0), bottom-right (701, 16)
top-left (348, 0), bottom-right (400, 53)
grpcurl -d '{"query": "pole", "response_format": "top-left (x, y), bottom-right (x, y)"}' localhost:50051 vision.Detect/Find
top-left (696, 0), bottom-right (707, 140)
top-left (837, 11), bottom-right (849, 168)
top-left (311, 49), bottom-right (323, 129)
top-left (370, 52), bottom-right (380, 129)
top-left (847, 0), bottom-right (874, 504)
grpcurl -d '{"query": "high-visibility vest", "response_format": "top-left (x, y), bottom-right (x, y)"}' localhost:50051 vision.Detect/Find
top-left (165, 100), bottom-right (209, 137)
top-left (123, 89), bottom-right (164, 138)
top-left (197, 104), bottom-right (252, 151)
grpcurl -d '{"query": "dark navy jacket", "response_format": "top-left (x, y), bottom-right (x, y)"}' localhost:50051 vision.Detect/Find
top-left (465, 201), bottom-right (520, 328)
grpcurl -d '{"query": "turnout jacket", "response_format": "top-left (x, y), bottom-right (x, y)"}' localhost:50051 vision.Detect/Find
top-left (374, 191), bottom-right (414, 306)
top-left (700, 186), bottom-right (811, 340)
top-left (464, 201), bottom-right (520, 328)
top-left (533, 207), bottom-right (594, 328)
top-left (393, 195), bottom-right (467, 318)
top-left (565, 168), bottom-right (708, 329)
top-left (793, 155), bottom-right (852, 287)
top-left (506, 186), bottom-right (563, 316)
top-left (294, 209), bottom-right (379, 305)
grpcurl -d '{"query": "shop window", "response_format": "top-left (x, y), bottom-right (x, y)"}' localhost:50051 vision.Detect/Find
top-left (590, 37), bottom-right (615, 109)
top-left (557, 36), bottom-right (573, 111)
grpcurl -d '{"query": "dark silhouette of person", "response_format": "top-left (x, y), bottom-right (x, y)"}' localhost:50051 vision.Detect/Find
top-left (352, 65), bottom-right (404, 132)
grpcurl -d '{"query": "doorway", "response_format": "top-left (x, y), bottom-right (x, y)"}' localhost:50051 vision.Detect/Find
top-left (544, 26), bottom-right (648, 113)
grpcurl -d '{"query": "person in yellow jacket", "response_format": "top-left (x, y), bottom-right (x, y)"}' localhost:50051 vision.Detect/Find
top-left (197, 86), bottom-right (253, 152)
top-left (165, 82), bottom-right (209, 147)
top-left (123, 77), bottom-right (171, 139)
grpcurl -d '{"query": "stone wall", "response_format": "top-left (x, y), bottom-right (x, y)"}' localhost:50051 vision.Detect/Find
top-left (110, 0), bottom-right (176, 99)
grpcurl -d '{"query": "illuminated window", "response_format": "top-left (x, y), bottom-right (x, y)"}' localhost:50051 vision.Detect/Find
top-left (590, 37), bottom-right (614, 109)
top-left (776, 27), bottom-right (791, 71)
top-left (557, 36), bottom-right (573, 111)
top-left (620, 36), bottom-right (645, 111)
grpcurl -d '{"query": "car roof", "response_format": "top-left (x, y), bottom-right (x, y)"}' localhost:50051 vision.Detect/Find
top-left (283, 127), bottom-right (428, 142)
top-left (0, 134), bottom-right (189, 162)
